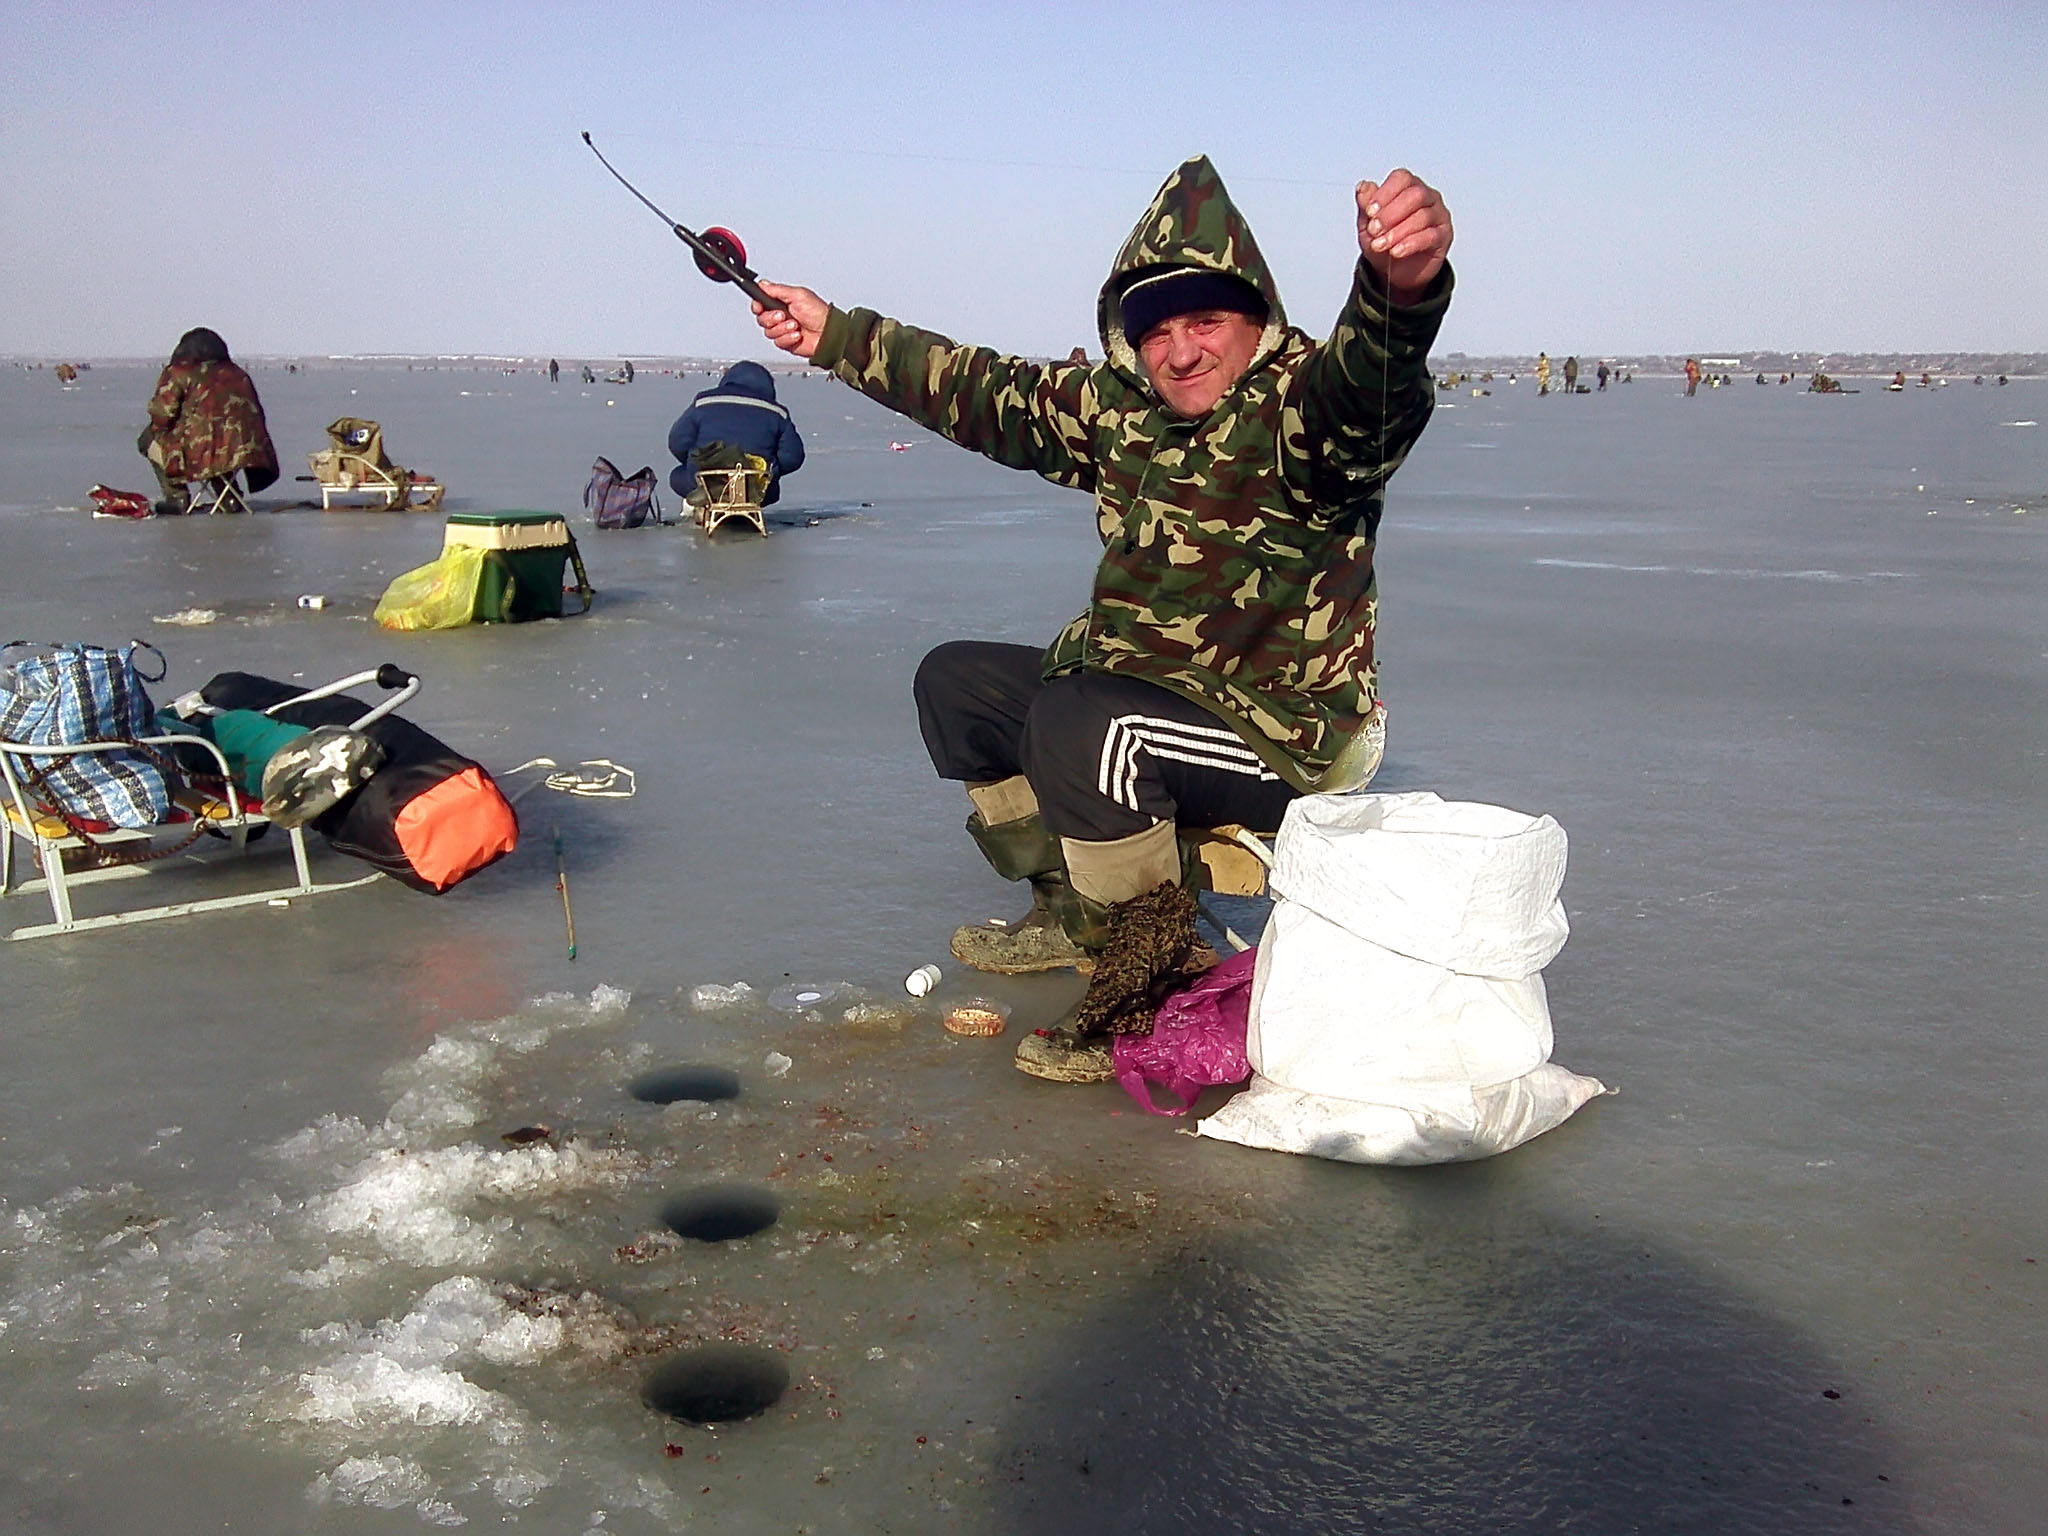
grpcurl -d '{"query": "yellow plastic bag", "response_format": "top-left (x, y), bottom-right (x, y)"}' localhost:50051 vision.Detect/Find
top-left (373, 545), bottom-right (488, 631)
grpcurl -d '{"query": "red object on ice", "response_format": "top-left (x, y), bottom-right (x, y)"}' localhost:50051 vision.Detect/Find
top-left (88, 484), bottom-right (154, 519)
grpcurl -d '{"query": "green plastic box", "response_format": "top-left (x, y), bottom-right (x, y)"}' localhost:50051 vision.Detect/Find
top-left (442, 512), bottom-right (592, 621)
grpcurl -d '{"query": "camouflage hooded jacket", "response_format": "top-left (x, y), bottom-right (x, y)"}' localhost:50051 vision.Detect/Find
top-left (144, 361), bottom-right (279, 483)
top-left (811, 156), bottom-right (1451, 791)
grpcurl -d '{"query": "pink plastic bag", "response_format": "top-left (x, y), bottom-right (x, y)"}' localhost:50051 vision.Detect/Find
top-left (1112, 947), bottom-right (1256, 1116)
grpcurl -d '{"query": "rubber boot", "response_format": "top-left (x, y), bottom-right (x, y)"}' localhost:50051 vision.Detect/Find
top-left (1015, 882), bottom-right (1212, 1083)
top-left (949, 798), bottom-right (1090, 975)
top-left (146, 441), bottom-right (190, 516)
top-left (1015, 824), bottom-right (1205, 1084)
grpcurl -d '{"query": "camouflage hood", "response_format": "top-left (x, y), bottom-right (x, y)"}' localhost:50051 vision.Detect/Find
top-left (1097, 156), bottom-right (1289, 389)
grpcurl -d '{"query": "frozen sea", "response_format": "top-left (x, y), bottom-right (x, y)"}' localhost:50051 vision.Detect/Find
top-left (0, 360), bottom-right (2042, 1534)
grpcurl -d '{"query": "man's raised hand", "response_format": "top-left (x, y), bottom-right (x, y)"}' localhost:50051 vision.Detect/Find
top-left (1355, 170), bottom-right (1452, 305)
top-left (752, 282), bottom-right (829, 360)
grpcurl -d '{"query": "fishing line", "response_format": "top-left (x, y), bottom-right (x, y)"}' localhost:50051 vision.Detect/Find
top-left (504, 757), bottom-right (638, 804)
top-left (588, 129), bottom-right (1356, 190)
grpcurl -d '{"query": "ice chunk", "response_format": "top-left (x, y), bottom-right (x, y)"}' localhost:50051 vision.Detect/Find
top-left (690, 981), bottom-right (755, 1011)
top-left (291, 1278), bottom-right (580, 1431)
top-left (585, 983), bottom-right (631, 1015)
top-left (294, 1350), bottom-right (506, 1428)
top-left (764, 1051), bottom-right (793, 1078)
top-left (313, 1140), bottom-right (641, 1266)
top-left (310, 1454), bottom-right (435, 1509)
top-left (269, 1113), bottom-right (375, 1168)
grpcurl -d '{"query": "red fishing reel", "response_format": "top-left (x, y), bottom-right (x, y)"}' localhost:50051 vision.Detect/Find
top-left (692, 227), bottom-right (748, 285)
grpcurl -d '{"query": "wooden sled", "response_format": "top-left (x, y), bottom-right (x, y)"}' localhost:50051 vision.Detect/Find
top-left (693, 467), bottom-right (766, 536)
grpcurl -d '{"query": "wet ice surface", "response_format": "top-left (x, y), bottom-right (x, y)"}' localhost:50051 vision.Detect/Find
top-left (1, 363), bottom-right (2044, 1532)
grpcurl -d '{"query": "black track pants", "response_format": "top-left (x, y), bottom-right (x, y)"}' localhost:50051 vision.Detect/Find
top-left (913, 640), bottom-right (1298, 843)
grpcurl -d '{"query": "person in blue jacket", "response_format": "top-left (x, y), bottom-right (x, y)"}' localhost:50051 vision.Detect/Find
top-left (667, 361), bottom-right (806, 506)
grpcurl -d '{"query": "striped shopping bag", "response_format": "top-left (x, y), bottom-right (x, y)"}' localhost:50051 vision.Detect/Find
top-left (0, 641), bottom-right (173, 828)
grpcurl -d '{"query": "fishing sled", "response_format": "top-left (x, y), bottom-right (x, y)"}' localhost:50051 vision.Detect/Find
top-left (0, 659), bottom-right (414, 939)
top-left (305, 417), bottom-right (445, 510)
top-left (686, 445), bottom-right (771, 536)
top-left (693, 465), bottom-right (767, 536)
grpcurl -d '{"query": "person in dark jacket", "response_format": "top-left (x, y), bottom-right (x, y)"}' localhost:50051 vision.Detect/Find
top-left (666, 361), bottom-right (806, 506)
top-left (137, 327), bottom-right (279, 514)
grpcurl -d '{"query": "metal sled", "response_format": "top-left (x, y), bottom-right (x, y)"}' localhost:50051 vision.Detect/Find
top-left (0, 735), bottom-right (376, 939)
top-left (0, 667), bottom-right (419, 939)
top-left (306, 417), bottom-right (445, 510)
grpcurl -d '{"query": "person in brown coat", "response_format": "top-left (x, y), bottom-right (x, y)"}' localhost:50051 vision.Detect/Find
top-left (137, 328), bottom-right (279, 513)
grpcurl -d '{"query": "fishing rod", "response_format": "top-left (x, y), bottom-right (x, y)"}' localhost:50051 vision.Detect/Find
top-left (581, 131), bottom-right (786, 313)
top-left (553, 825), bottom-right (577, 962)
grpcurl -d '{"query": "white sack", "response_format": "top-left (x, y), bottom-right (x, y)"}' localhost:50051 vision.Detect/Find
top-left (1198, 1064), bottom-right (1608, 1166)
top-left (1266, 791), bottom-right (1569, 977)
top-left (1247, 900), bottom-right (1555, 1099)
top-left (1202, 791), bottom-right (1606, 1166)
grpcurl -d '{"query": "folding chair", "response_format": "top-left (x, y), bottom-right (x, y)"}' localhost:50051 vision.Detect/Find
top-left (186, 477), bottom-right (252, 516)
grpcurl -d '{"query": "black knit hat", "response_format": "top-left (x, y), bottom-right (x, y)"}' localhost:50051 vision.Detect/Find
top-left (1118, 265), bottom-right (1267, 345)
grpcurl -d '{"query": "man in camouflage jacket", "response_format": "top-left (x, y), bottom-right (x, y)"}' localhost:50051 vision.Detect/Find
top-left (753, 158), bottom-right (1453, 1077)
top-left (138, 327), bottom-right (280, 513)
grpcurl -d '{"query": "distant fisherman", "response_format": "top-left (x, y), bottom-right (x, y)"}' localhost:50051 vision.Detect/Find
top-left (137, 327), bottom-right (279, 515)
top-left (751, 156), bottom-right (1453, 1080)
top-left (666, 360), bottom-right (806, 508)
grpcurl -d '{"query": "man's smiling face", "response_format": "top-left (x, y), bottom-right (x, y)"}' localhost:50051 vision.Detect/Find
top-left (1136, 309), bottom-right (1265, 418)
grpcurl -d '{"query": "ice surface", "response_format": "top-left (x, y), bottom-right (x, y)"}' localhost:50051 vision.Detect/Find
top-left (1, 366), bottom-right (2044, 1532)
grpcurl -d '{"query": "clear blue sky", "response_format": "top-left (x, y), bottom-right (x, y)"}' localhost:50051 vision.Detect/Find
top-left (4, 1), bottom-right (2042, 359)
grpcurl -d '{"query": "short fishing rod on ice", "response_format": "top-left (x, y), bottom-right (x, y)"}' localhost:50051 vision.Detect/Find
top-left (553, 825), bottom-right (576, 962)
top-left (581, 132), bottom-right (786, 313)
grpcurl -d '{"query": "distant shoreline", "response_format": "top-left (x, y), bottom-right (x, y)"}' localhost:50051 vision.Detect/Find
top-left (8, 351), bottom-right (2045, 379)
top-left (1436, 351), bottom-right (2047, 379)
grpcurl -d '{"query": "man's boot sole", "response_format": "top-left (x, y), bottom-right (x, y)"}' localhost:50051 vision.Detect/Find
top-left (949, 926), bottom-right (1091, 976)
top-left (1012, 1030), bottom-right (1114, 1084)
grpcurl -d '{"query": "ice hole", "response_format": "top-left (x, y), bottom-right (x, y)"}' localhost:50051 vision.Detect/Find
top-left (660, 1185), bottom-right (780, 1243)
top-left (643, 1346), bottom-right (790, 1425)
top-left (628, 1065), bottom-right (741, 1105)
